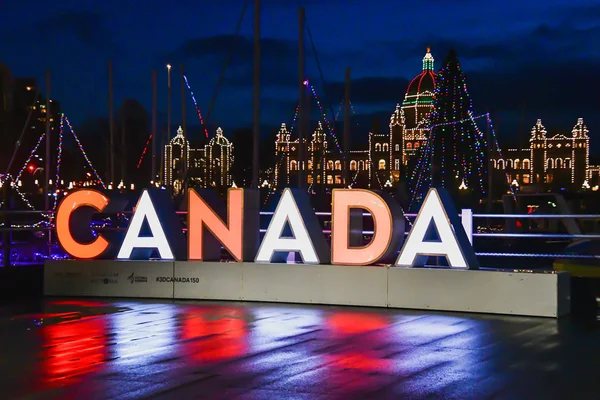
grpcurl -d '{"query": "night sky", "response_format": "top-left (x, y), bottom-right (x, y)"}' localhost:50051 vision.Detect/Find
top-left (3, 0), bottom-right (600, 151)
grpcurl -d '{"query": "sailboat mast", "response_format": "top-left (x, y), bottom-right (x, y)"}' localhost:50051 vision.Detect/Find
top-left (108, 60), bottom-right (115, 186)
top-left (252, 0), bottom-right (261, 189)
top-left (44, 70), bottom-right (50, 210)
top-left (180, 63), bottom-right (187, 183)
top-left (343, 67), bottom-right (351, 186)
top-left (297, 7), bottom-right (306, 189)
top-left (151, 70), bottom-right (157, 181)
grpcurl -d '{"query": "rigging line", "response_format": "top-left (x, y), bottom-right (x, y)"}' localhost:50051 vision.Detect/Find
top-left (137, 134), bottom-right (153, 168)
top-left (205, 0), bottom-right (250, 126)
top-left (409, 140), bottom-right (432, 210)
top-left (409, 122), bottom-right (437, 210)
top-left (64, 115), bottom-right (106, 188)
top-left (51, 116), bottom-right (65, 215)
top-left (5, 89), bottom-right (41, 177)
top-left (183, 75), bottom-right (210, 138)
top-left (486, 113), bottom-right (518, 203)
top-left (264, 102), bottom-right (302, 205)
top-left (15, 132), bottom-right (44, 183)
top-left (304, 15), bottom-right (337, 130)
top-left (334, 101), bottom-right (343, 122)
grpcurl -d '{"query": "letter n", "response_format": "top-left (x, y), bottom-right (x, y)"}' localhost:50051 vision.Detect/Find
top-left (188, 188), bottom-right (259, 261)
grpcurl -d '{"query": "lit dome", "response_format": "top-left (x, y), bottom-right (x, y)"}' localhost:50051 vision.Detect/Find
top-left (405, 70), bottom-right (435, 97)
top-left (209, 127), bottom-right (231, 147)
top-left (402, 48), bottom-right (436, 129)
top-left (170, 126), bottom-right (188, 146)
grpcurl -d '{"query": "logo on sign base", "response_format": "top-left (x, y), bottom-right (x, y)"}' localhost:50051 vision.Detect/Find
top-left (128, 273), bottom-right (148, 284)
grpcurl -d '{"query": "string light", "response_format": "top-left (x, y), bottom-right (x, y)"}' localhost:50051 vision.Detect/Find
top-left (408, 114), bottom-right (493, 209)
top-left (15, 131), bottom-right (45, 183)
top-left (275, 58), bottom-right (438, 196)
top-left (402, 49), bottom-right (437, 162)
top-left (182, 74), bottom-right (210, 138)
top-left (409, 50), bottom-right (488, 210)
top-left (0, 174), bottom-right (51, 227)
top-left (486, 114), bottom-right (516, 201)
top-left (271, 80), bottom-right (350, 201)
top-left (52, 115), bottom-right (65, 214)
top-left (333, 101), bottom-right (360, 125)
top-left (306, 80), bottom-right (341, 152)
top-left (266, 101), bottom-right (306, 205)
top-left (137, 134), bottom-right (153, 169)
top-left (63, 115), bottom-right (106, 189)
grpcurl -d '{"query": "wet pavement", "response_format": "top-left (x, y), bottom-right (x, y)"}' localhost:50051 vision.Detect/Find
top-left (1, 299), bottom-right (599, 400)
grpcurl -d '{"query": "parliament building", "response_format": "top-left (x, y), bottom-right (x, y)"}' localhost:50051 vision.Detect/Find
top-left (272, 49), bottom-right (437, 190)
top-left (161, 48), bottom-right (598, 194)
top-left (272, 48), bottom-right (598, 192)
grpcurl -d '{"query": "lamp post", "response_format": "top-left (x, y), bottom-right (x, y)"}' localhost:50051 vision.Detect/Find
top-left (167, 64), bottom-right (172, 139)
top-left (161, 63), bottom-right (171, 185)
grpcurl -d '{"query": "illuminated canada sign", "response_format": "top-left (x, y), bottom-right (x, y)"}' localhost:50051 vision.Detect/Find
top-left (55, 187), bottom-right (478, 269)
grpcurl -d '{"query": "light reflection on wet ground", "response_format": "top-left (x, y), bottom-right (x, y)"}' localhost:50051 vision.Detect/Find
top-left (0, 299), bottom-right (599, 399)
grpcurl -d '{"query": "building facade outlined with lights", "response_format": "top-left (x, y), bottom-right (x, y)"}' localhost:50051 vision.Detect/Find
top-left (492, 118), bottom-right (599, 189)
top-left (273, 49), bottom-right (437, 190)
top-left (160, 49), bottom-right (599, 194)
top-left (163, 126), bottom-right (233, 193)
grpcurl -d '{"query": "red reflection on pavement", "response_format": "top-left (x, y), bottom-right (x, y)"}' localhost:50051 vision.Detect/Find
top-left (40, 316), bottom-right (107, 382)
top-left (326, 352), bottom-right (392, 372)
top-left (12, 312), bottom-right (80, 320)
top-left (327, 312), bottom-right (389, 336)
top-left (50, 300), bottom-right (108, 307)
top-left (324, 311), bottom-right (393, 391)
top-left (181, 306), bottom-right (247, 363)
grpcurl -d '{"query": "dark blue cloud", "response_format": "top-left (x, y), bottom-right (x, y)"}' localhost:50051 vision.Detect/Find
top-left (1, 0), bottom-right (599, 152)
top-left (34, 11), bottom-right (117, 50)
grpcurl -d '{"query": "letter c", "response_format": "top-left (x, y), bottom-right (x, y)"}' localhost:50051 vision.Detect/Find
top-left (56, 189), bottom-right (110, 259)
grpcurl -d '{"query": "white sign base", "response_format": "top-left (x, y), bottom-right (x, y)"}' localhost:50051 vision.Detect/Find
top-left (387, 267), bottom-right (570, 317)
top-left (44, 260), bottom-right (174, 298)
top-left (44, 260), bottom-right (570, 318)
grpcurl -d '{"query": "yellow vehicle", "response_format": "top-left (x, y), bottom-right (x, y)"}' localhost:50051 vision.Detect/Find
top-left (553, 240), bottom-right (600, 315)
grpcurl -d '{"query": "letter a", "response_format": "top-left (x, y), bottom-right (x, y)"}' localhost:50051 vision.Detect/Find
top-left (396, 188), bottom-right (478, 269)
top-left (255, 188), bottom-right (329, 264)
top-left (118, 190), bottom-right (184, 260)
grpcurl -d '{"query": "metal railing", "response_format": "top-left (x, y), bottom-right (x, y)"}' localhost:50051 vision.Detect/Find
top-left (470, 213), bottom-right (600, 260)
top-left (0, 209), bottom-right (54, 267)
top-left (2, 209), bottom-right (600, 267)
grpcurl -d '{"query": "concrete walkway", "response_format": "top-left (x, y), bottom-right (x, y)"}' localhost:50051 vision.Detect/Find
top-left (1, 298), bottom-right (599, 399)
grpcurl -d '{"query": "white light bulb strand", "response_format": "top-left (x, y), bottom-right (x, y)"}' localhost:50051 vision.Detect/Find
top-left (63, 115), bottom-right (106, 189)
